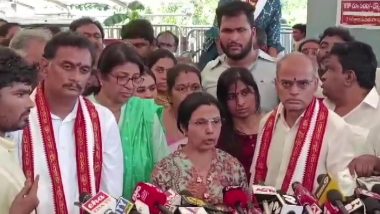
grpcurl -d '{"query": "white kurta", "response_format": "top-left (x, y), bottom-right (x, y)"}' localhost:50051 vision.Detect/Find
top-left (7, 100), bottom-right (124, 214)
top-left (250, 104), bottom-right (366, 194)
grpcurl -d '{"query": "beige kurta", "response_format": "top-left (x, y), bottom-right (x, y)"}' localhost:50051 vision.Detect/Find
top-left (0, 137), bottom-right (25, 213)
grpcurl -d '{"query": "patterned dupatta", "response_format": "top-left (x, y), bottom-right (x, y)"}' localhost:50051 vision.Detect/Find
top-left (22, 84), bottom-right (103, 213)
top-left (251, 98), bottom-right (328, 193)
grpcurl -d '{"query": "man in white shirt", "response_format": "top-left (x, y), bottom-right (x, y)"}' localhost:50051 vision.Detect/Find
top-left (322, 41), bottom-right (378, 141)
top-left (250, 53), bottom-right (364, 194)
top-left (201, 1), bottom-right (277, 112)
top-left (0, 47), bottom-right (39, 214)
top-left (8, 32), bottom-right (123, 213)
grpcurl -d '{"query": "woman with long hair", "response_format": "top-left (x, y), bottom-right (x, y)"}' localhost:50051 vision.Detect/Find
top-left (146, 49), bottom-right (177, 107)
top-left (217, 67), bottom-right (262, 180)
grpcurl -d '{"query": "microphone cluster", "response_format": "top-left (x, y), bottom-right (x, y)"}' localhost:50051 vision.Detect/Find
top-left (251, 174), bottom-right (380, 214)
top-left (73, 174), bottom-right (380, 214)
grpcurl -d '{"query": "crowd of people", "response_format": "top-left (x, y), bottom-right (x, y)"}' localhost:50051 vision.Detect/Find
top-left (0, 0), bottom-right (379, 213)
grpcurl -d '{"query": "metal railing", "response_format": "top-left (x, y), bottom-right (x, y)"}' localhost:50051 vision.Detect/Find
top-left (103, 24), bottom-right (294, 62)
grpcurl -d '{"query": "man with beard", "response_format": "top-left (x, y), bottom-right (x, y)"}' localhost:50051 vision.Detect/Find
top-left (70, 17), bottom-right (104, 96)
top-left (202, 1), bottom-right (277, 112)
top-left (0, 47), bottom-right (39, 214)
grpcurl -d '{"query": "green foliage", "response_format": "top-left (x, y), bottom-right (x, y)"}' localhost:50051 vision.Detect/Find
top-left (161, 3), bottom-right (182, 25)
top-left (70, 0), bottom-right (307, 26)
top-left (281, 0), bottom-right (308, 25)
top-left (68, 3), bottom-right (110, 11)
top-left (103, 1), bottom-right (144, 26)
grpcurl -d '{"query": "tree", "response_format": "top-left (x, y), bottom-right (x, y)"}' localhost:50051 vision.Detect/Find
top-left (281, 0), bottom-right (308, 25)
top-left (103, 1), bottom-right (145, 26)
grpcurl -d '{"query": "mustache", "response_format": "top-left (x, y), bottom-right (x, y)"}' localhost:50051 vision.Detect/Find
top-left (227, 42), bottom-right (242, 48)
top-left (62, 83), bottom-right (82, 91)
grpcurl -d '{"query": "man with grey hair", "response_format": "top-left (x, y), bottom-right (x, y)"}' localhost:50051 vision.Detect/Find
top-left (9, 29), bottom-right (52, 66)
top-left (250, 53), bottom-right (365, 195)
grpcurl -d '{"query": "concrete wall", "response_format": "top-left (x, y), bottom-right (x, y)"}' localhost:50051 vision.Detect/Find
top-left (307, 0), bottom-right (380, 63)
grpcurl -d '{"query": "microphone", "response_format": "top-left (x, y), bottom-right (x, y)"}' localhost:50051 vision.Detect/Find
top-left (178, 190), bottom-right (226, 213)
top-left (176, 207), bottom-right (208, 214)
top-left (291, 182), bottom-right (322, 214)
top-left (326, 190), bottom-right (349, 214)
top-left (364, 197), bottom-right (380, 214)
top-left (357, 176), bottom-right (380, 191)
top-left (135, 199), bottom-right (150, 214)
top-left (114, 197), bottom-right (134, 214)
top-left (132, 182), bottom-right (170, 214)
top-left (343, 198), bottom-right (364, 214)
top-left (277, 194), bottom-right (303, 214)
top-left (355, 187), bottom-right (380, 201)
top-left (223, 186), bottom-right (249, 214)
top-left (81, 191), bottom-right (117, 214)
top-left (314, 174), bottom-right (340, 206)
top-left (372, 184), bottom-right (380, 195)
top-left (252, 184), bottom-right (282, 214)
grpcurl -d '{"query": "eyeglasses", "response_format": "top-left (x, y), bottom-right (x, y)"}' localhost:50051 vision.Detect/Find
top-left (278, 79), bottom-right (315, 90)
top-left (111, 74), bottom-right (143, 87)
top-left (189, 117), bottom-right (223, 128)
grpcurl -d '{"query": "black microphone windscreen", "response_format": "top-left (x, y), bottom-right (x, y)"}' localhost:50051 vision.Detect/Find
top-left (364, 197), bottom-right (380, 212)
top-left (179, 190), bottom-right (193, 197)
top-left (372, 184), bottom-right (380, 195)
top-left (327, 190), bottom-right (343, 205)
top-left (317, 174), bottom-right (326, 184)
top-left (287, 212), bottom-right (296, 214)
top-left (291, 181), bottom-right (301, 191)
top-left (79, 192), bottom-right (92, 203)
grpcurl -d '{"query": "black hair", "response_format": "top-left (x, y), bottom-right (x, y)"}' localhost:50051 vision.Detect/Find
top-left (216, 1), bottom-right (255, 28)
top-left (143, 69), bottom-right (156, 83)
top-left (0, 22), bottom-right (20, 37)
top-left (216, 67), bottom-right (261, 157)
top-left (156, 31), bottom-right (179, 49)
top-left (167, 64), bottom-right (201, 95)
top-left (0, 47), bottom-right (37, 89)
top-left (177, 91), bottom-right (224, 133)
top-left (97, 42), bottom-right (144, 77)
top-left (43, 31), bottom-right (97, 66)
top-left (319, 27), bottom-right (355, 43)
top-left (298, 39), bottom-right (320, 52)
top-left (292, 24), bottom-right (307, 34)
top-left (256, 27), bottom-right (267, 47)
top-left (120, 19), bottom-right (154, 44)
top-left (146, 48), bottom-right (177, 69)
top-left (0, 18), bottom-right (7, 23)
top-left (330, 41), bottom-right (378, 90)
top-left (217, 67), bottom-right (261, 114)
top-left (69, 17), bottom-right (105, 39)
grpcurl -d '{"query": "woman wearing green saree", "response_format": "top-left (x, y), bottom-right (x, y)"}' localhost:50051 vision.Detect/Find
top-left (88, 42), bottom-right (169, 199)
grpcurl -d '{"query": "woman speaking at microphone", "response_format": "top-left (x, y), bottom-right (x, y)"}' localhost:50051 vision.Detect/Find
top-left (151, 92), bottom-right (248, 205)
